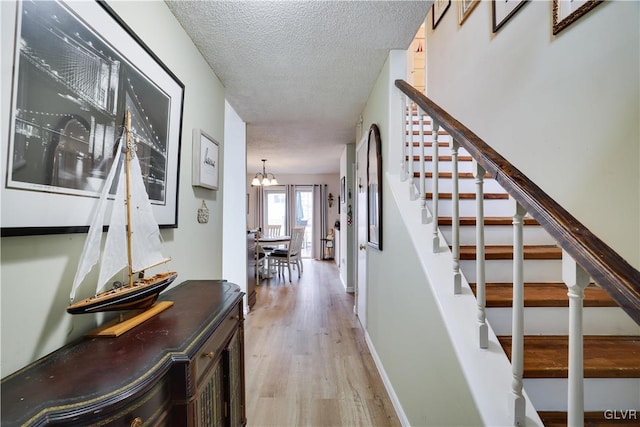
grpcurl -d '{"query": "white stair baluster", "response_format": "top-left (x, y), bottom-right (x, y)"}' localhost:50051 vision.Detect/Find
top-left (431, 121), bottom-right (440, 251)
top-left (419, 108), bottom-right (428, 223)
top-left (450, 138), bottom-right (461, 294)
top-left (511, 198), bottom-right (526, 426)
top-left (473, 160), bottom-right (488, 348)
top-left (400, 95), bottom-right (408, 182)
top-left (408, 103), bottom-right (416, 200)
top-left (563, 251), bottom-right (589, 427)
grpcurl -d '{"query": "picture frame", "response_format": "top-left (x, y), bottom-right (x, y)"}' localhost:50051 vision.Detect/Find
top-left (192, 129), bottom-right (219, 190)
top-left (367, 124), bottom-right (382, 251)
top-left (492, 0), bottom-right (529, 33)
top-left (552, 0), bottom-right (603, 35)
top-left (432, 0), bottom-right (451, 29)
top-left (459, 0), bottom-right (480, 25)
top-left (2, 0), bottom-right (184, 236)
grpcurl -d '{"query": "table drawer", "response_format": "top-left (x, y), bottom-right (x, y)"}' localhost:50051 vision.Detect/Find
top-left (194, 302), bottom-right (242, 386)
top-left (92, 377), bottom-right (171, 427)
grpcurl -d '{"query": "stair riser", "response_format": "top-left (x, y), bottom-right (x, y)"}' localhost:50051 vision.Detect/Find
top-left (460, 259), bottom-right (562, 283)
top-left (441, 225), bottom-right (556, 246)
top-left (487, 307), bottom-right (640, 336)
top-left (524, 378), bottom-right (640, 412)
top-left (429, 198), bottom-right (515, 218)
top-left (423, 177), bottom-right (504, 194)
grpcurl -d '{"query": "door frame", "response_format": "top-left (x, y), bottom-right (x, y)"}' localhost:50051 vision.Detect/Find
top-left (355, 133), bottom-right (368, 328)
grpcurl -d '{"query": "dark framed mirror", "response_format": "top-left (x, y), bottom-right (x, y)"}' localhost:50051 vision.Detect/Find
top-left (367, 124), bottom-right (382, 250)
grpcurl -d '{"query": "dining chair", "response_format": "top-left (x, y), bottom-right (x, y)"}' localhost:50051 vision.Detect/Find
top-left (270, 227), bottom-right (305, 282)
top-left (265, 224), bottom-right (281, 237)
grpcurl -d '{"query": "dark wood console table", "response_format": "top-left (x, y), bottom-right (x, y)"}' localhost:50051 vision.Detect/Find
top-left (1, 280), bottom-right (245, 427)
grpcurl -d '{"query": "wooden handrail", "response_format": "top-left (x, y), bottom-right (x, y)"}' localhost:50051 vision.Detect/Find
top-left (396, 79), bottom-right (640, 325)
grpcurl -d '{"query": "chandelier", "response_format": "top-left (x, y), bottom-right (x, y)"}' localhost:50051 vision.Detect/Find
top-left (251, 159), bottom-right (278, 186)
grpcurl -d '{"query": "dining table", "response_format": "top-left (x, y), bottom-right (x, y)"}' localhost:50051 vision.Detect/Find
top-left (256, 235), bottom-right (291, 279)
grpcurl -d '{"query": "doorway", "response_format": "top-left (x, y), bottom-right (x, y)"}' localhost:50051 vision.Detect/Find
top-left (355, 136), bottom-right (368, 328)
top-left (263, 185), bottom-right (314, 258)
top-left (294, 186), bottom-right (313, 258)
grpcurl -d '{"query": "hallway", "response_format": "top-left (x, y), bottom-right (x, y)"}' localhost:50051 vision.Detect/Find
top-left (244, 260), bottom-right (401, 426)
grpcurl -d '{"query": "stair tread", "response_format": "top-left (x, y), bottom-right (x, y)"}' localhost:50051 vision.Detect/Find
top-left (439, 216), bottom-right (539, 226)
top-left (458, 245), bottom-right (562, 260)
top-left (406, 141), bottom-right (449, 147)
top-left (407, 130), bottom-right (449, 136)
top-left (498, 335), bottom-right (640, 378)
top-left (413, 171), bottom-right (492, 179)
top-left (408, 155), bottom-right (473, 162)
top-left (538, 411), bottom-right (640, 426)
top-left (469, 283), bottom-right (617, 307)
top-left (426, 192), bottom-right (509, 200)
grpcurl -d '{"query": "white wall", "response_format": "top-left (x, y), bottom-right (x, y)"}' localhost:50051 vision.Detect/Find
top-left (1, 0), bottom-right (228, 377)
top-left (339, 145), bottom-right (356, 291)
top-left (426, 0), bottom-right (640, 268)
top-left (222, 101), bottom-right (248, 308)
top-left (360, 52), bottom-right (482, 426)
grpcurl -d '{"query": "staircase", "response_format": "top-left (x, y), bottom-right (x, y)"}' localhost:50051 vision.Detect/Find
top-left (408, 111), bottom-right (640, 425)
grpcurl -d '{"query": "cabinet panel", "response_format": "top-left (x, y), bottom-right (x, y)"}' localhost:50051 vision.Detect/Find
top-left (194, 357), bottom-right (225, 427)
top-left (247, 231), bottom-right (257, 309)
top-left (225, 329), bottom-right (246, 427)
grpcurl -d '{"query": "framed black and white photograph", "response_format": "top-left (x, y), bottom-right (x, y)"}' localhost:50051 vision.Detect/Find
top-left (2, 0), bottom-right (184, 236)
top-left (192, 129), bottom-right (219, 190)
top-left (553, 0), bottom-right (603, 35)
top-left (432, 0), bottom-right (451, 29)
top-left (492, 0), bottom-right (529, 33)
top-left (367, 124), bottom-right (382, 251)
top-left (459, 0), bottom-right (480, 25)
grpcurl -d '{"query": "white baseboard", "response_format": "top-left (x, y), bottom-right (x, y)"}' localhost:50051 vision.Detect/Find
top-left (339, 270), bottom-right (354, 292)
top-left (364, 330), bottom-right (410, 426)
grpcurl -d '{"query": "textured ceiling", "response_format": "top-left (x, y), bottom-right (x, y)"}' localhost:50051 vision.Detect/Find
top-left (165, 1), bottom-right (430, 175)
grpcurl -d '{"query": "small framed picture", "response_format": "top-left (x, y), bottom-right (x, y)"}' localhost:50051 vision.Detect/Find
top-left (459, 0), bottom-right (480, 25)
top-left (192, 129), bottom-right (219, 190)
top-left (432, 0), bottom-right (451, 29)
top-left (552, 0), bottom-right (603, 35)
top-left (492, 0), bottom-right (528, 33)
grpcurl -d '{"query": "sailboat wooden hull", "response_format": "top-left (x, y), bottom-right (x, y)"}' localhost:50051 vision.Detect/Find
top-left (67, 272), bottom-right (177, 315)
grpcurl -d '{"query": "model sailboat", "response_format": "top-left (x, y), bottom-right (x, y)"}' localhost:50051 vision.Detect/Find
top-left (67, 110), bottom-right (177, 315)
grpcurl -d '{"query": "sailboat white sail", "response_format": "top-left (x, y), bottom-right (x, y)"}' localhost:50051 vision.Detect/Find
top-left (97, 156), bottom-right (128, 291)
top-left (128, 152), bottom-right (170, 273)
top-left (70, 134), bottom-right (125, 302)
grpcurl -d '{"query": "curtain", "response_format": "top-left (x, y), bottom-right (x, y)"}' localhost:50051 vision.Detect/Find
top-left (255, 187), bottom-right (264, 232)
top-left (312, 184), bottom-right (328, 260)
top-left (286, 184), bottom-right (296, 234)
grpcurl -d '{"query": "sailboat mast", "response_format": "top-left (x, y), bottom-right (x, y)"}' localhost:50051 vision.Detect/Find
top-left (125, 110), bottom-right (135, 288)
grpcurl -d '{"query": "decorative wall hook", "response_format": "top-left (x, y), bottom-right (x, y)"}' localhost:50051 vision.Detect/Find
top-left (197, 200), bottom-right (209, 224)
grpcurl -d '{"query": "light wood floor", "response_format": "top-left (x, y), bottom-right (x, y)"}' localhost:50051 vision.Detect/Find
top-left (244, 259), bottom-right (401, 427)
